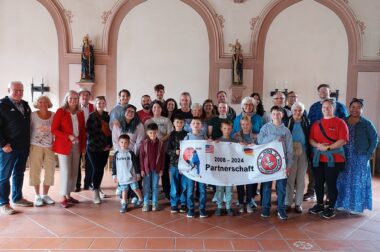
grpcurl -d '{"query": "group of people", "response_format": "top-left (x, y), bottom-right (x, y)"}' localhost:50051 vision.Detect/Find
top-left (0, 81), bottom-right (377, 221)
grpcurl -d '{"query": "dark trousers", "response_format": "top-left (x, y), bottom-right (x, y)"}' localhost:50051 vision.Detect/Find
top-left (76, 152), bottom-right (92, 189)
top-left (86, 149), bottom-right (109, 189)
top-left (237, 183), bottom-right (257, 204)
top-left (0, 148), bottom-right (29, 205)
top-left (161, 154), bottom-right (170, 196)
top-left (313, 162), bottom-right (344, 208)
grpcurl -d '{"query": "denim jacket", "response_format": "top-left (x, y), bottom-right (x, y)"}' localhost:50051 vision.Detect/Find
top-left (345, 116), bottom-right (378, 159)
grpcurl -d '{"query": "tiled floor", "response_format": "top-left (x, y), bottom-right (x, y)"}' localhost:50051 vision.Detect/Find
top-left (1, 170), bottom-right (380, 251)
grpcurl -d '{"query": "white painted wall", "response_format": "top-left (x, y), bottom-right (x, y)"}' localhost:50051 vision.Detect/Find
top-left (0, 0), bottom-right (59, 110)
top-left (357, 72), bottom-right (380, 133)
top-left (59, 0), bottom-right (119, 52)
top-left (117, 0), bottom-right (209, 109)
top-left (208, 0), bottom-right (270, 55)
top-left (263, 0), bottom-right (348, 111)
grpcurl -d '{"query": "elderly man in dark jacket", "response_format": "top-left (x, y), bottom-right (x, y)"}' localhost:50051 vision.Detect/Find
top-left (0, 81), bottom-right (32, 215)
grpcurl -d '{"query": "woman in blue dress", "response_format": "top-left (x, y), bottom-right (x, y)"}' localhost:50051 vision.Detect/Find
top-left (335, 98), bottom-right (378, 214)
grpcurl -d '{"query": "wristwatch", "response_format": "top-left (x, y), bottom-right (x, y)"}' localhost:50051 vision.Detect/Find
top-left (326, 146), bottom-right (331, 151)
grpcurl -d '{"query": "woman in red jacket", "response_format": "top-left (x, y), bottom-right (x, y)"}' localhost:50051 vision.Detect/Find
top-left (51, 90), bottom-right (86, 208)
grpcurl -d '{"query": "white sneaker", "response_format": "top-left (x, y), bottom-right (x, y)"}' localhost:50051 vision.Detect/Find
top-left (0, 204), bottom-right (16, 215)
top-left (99, 189), bottom-right (107, 199)
top-left (94, 190), bottom-right (102, 204)
top-left (42, 195), bottom-right (55, 205)
top-left (34, 196), bottom-right (44, 207)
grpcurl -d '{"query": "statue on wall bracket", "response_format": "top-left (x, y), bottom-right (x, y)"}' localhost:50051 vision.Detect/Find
top-left (230, 39), bottom-right (243, 85)
top-left (229, 39), bottom-right (246, 104)
top-left (80, 34), bottom-right (95, 82)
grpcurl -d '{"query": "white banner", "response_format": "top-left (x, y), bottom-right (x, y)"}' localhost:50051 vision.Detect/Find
top-left (178, 140), bottom-right (287, 186)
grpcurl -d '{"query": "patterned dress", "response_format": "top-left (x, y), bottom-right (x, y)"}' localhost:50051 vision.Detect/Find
top-left (335, 124), bottom-right (372, 212)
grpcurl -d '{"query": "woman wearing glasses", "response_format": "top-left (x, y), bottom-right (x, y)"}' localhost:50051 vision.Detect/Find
top-left (335, 98), bottom-right (378, 214)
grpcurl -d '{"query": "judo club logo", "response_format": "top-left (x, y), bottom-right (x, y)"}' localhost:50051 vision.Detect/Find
top-left (257, 148), bottom-right (282, 174)
top-left (183, 147), bottom-right (201, 176)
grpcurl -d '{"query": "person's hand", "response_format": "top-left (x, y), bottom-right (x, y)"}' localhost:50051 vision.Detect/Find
top-left (2, 144), bottom-right (12, 153)
top-left (207, 139), bottom-right (213, 142)
top-left (113, 177), bottom-right (118, 183)
top-left (141, 171), bottom-right (145, 177)
top-left (316, 143), bottom-right (328, 151)
top-left (239, 142), bottom-right (246, 146)
top-left (68, 135), bottom-right (76, 142)
top-left (159, 170), bottom-right (163, 176)
top-left (136, 174), bottom-right (141, 182)
top-left (278, 136), bottom-right (285, 142)
top-left (175, 149), bottom-right (180, 155)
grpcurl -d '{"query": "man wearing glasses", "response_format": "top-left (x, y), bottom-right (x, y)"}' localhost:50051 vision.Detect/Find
top-left (0, 81), bottom-right (32, 214)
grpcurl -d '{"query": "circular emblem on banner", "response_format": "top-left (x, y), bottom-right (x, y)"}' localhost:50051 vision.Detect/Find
top-left (257, 148), bottom-right (282, 174)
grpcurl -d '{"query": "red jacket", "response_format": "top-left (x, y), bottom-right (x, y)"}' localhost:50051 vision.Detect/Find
top-left (51, 108), bottom-right (86, 155)
top-left (139, 138), bottom-right (165, 174)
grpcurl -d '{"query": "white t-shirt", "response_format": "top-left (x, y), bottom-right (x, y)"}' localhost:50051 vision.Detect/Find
top-left (30, 111), bottom-right (54, 147)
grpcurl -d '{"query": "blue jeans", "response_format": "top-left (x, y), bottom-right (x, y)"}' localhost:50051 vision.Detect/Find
top-left (216, 186), bottom-right (233, 209)
top-left (143, 171), bottom-right (160, 206)
top-left (262, 178), bottom-right (287, 211)
top-left (169, 166), bottom-right (187, 207)
top-left (187, 179), bottom-right (206, 211)
top-left (0, 148), bottom-right (29, 206)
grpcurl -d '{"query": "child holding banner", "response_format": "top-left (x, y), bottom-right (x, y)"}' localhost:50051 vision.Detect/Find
top-left (234, 116), bottom-right (257, 214)
top-left (183, 117), bottom-right (208, 218)
top-left (257, 106), bottom-right (293, 220)
top-left (167, 115), bottom-right (188, 213)
top-left (215, 120), bottom-right (237, 216)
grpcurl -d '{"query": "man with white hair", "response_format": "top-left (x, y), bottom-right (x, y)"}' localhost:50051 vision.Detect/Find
top-left (0, 81), bottom-right (32, 214)
top-left (263, 91), bottom-right (291, 124)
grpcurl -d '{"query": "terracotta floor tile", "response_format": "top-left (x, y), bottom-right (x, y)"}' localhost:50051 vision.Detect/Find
top-left (347, 229), bottom-right (380, 240)
top-left (277, 228), bottom-right (310, 239)
top-left (203, 239), bottom-right (233, 250)
top-left (0, 238), bottom-right (37, 249)
top-left (193, 226), bottom-right (245, 238)
top-left (65, 226), bottom-right (121, 237)
top-left (254, 228), bottom-right (282, 239)
top-left (120, 238), bottom-right (147, 249)
top-left (258, 239), bottom-right (292, 251)
top-left (89, 238), bottom-right (122, 249)
top-left (28, 238), bottom-right (66, 249)
top-left (231, 239), bottom-right (261, 250)
top-left (129, 226), bottom-right (184, 237)
top-left (314, 240), bottom-right (354, 251)
top-left (57, 238), bottom-right (94, 249)
top-left (161, 218), bottom-right (214, 236)
top-left (175, 238), bottom-right (204, 250)
top-left (146, 237), bottom-right (175, 249)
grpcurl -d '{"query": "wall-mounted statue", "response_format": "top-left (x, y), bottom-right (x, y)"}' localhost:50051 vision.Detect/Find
top-left (80, 34), bottom-right (95, 81)
top-left (230, 39), bottom-right (243, 85)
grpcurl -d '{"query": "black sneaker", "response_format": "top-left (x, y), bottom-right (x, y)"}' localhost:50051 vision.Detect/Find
top-left (308, 204), bottom-right (324, 214)
top-left (179, 205), bottom-right (187, 213)
top-left (170, 206), bottom-right (179, 213)
top-left (320, 208), bottom-right (336, 219)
